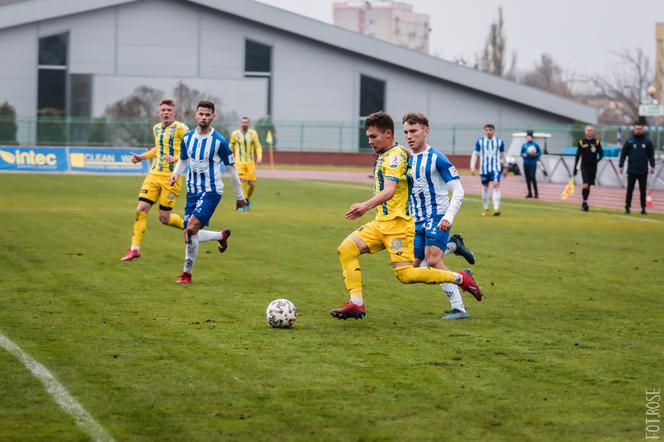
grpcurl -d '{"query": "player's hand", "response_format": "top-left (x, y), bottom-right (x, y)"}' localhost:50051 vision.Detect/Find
top-left (470, 169), bottom-right (477, 176)
top-left (169, 174), bottom-right (178, 186)
top-left (619, 167), bottom-right (624, 175)
top-left (573, 169), bottom-right (578, 176)
top-left (164, 154), bottom-right (177, 163)
top-left (257, 158), bottom-right (263, 164)
top-left (438, 219), bottom-right (452, 232)
top-left (502, 169), bottom-right (507, 179)
top-left (236, 198), bottom-right (247, 210)
top-left (345, 203), bottom-right (368, 220)
top-left (130, 152), bottom-right (143, 164)
top-left (650, 167), bottom-right (656, 174)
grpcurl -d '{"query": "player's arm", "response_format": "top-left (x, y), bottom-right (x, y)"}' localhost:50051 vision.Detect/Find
top-left (573, 140), bottom-right (581, 175)
top-left (131, 147), bottom-right (157, 164)
top-left (499, 139), bottom-right (507, 174)
top-left (439, 180), bottom-right (464, 231)
top-left (596, 139), bottom-right (604, 162)
top-left (470, 141), bottom-right (479, 175)
top-left (169, 138), bottom-right (189, 185)
top-left (220, 139), bottom-right (247, 209)
top-left (647, 140), bottom-right (656, 173)
top-left (535, 143), bottom-right (543, 159)
top-left (254, 131), bottom-right (263, 163)
top-left (618, 140), bottom-right (629, 174)
top-left (345, 179), bottom-right (397, 220)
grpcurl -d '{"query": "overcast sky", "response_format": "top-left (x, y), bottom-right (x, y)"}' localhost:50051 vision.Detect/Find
top-left (257, 0), bottom-right (664, 81)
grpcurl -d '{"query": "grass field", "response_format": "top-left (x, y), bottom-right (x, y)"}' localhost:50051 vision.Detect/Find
top-left (1, 173), bottom-right (663, 441)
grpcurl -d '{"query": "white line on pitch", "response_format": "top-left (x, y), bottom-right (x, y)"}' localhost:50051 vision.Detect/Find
top-left (0, 333), bottom-right (114, 442)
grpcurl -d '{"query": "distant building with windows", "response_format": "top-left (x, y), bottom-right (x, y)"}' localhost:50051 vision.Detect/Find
top-left (657, 23), bottom-right (664, 104)
top-left (333, 1), bottom-right (430, 53)
top-left (0, 0), bottom-right (596, 151)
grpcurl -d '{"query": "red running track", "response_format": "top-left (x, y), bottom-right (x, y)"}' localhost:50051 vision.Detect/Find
top-left (257, 169), bottom-right (664, 214)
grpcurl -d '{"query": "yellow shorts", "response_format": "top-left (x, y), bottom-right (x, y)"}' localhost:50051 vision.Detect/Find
top-left (138, 173), bottom-right (181, 210)
top-left (237, 162), bottom-right (256, 182)
top-left (352, 218), bottom-right (414, 263)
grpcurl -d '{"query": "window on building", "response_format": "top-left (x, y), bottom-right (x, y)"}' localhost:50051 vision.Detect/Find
top-left (38, 32), bottom-right (68, 116)
top-left (360, 75), bottom-right (385, 117)
top-left (245, 39), bottom-right (271, 73)
top-left (39, 33), bottom-right (67, 66)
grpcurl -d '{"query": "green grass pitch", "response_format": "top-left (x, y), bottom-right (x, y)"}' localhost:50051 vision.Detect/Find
top-left (0, 173), bottom-right (663, 441)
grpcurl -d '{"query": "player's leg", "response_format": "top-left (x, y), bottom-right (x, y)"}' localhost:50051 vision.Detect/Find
top-left (157, 176), bottom-right (184, 228)
top-left (122, 176), bottom-right (158, 261)
top-left (638, 173), bottom-right (648, 214)
top-left (245, 163), bottom-right (256, 209)
top-left (491, 177), bottom-right (501, 215)
top-left (625, 173), bottom-right (637, 214)
top-left (481, 177), bottom-right (490, 215)
top-left (178, 213), bottom-right (202, 284)
top-left (331, 223), bottom-right (380, 319)
top-left (423, 227), bottom-right (469, 319)
top-left (236, 163), bottom-right (249, 211)
top-left (446, 233), bottom-right (475, 265)
top-left (384, 219), bottom-right (483, 299)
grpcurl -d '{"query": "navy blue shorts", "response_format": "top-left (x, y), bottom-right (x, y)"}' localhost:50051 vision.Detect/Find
top-left (184, 192), bottom-right (222, 228)
top-left (480, 170), bottom-right (502, 185)
top-left (414, 214), bottom-right (450, 261)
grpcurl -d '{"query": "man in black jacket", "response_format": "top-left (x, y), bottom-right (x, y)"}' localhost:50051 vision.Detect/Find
top-left (574, 125), bottom-right (604, 211)
top-left (619, 122), bottom-right (656, 215)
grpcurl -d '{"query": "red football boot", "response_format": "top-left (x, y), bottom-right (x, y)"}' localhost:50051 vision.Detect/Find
top-left (217, 229), bottom-right (231, 253)
top-left (330, 301), bottom-right (366, 319)
top-left (120, 249), bottom-right (141, 261)
top-left (458, 269), bottom-right (483, 301)
top-left (176, 272), bottom-right (192, 284)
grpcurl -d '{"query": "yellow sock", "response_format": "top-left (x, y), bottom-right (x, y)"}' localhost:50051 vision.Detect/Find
top-left (131, 211), bottom-right (147, 248)
top-left (338, 238), bottom-right (363, 303)
top-left (394, 265), bottom-right (457, 284)
top-left (167, 213), bottom-right (184, 229)
top-left (247, 183), bottom-right (255, 199)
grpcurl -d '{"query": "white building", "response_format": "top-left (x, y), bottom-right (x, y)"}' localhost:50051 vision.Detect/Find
top-left (333, 1), bottom-right (430, 54)
top-left (0, 0), bottom-right (596, 151)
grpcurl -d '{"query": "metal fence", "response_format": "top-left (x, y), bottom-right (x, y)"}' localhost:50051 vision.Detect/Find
top-left (1, 116), bottom-right (663, 154)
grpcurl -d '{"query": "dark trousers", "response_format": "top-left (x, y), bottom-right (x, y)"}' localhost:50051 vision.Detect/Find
top-left (625, 173), bottom-right (648, 209)
top-left (524, 163), bottom-right (538, 196)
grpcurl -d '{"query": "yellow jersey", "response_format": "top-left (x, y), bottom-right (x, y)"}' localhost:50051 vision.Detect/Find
top-left (230, 128), bottom-right (262, 163)
top-left (144, 120), bottom-right (188, 176)
top-left (374, 144), bottom-right (412, 221)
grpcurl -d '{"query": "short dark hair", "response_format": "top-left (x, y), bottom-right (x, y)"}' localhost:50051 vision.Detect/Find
top-left (402, 112), bottom-right (429, 127)
top-left (633, 120), bottom-right (645, 127)
top-left (197, 100), bottom-right (215, 113)
top-left (160, 99), bottom-right (176, 107)
top-left (484, 123), bottom-right (495, 130)
top-left (365, 111), bottom-right (394, 134)
top-left (241, 116), bottom-right (249, 121)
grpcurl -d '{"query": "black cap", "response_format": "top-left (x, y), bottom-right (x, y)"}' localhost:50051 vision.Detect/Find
top-left (526, 130), bottom-right (534, 137)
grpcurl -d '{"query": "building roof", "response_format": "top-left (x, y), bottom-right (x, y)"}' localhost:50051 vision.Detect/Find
top-left (0, 0), bottom-right (597, 123)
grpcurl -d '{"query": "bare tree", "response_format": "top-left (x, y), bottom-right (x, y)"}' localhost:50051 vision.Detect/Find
top-left (105, 85), bottom-right (164, 120)
top-left (172, 81), bottom-right (221, 123)
top-left (592, 49), bottom-right (655, 124)
top-left (479, 6), bottom-right (517, 79)
top-left (521, 53), bottom-right (573, 97)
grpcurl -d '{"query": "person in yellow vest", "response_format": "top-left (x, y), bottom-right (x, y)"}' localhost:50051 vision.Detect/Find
top-left (230, 117), bottom-right (262, 211)
top-left (120, 99), bottom-right (188, 261)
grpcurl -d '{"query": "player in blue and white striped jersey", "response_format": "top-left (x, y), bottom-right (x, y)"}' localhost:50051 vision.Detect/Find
top-left (169, 101), bottom-right (246, 284)
top-left (470, 123), bottom-right (506, 216)
top-left (404, 113), bottom-right (480, 319)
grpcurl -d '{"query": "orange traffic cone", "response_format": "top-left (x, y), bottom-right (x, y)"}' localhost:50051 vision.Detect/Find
top-left (646, 191), bottom-right (653, 208)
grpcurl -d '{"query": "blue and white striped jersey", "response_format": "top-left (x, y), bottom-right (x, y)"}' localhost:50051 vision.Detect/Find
top-left (473, 136), bottom-right (505, 175)
top-left (409, 146), bottom-right (461, 224)
top-left (179, 128), bottom-right (235, 195)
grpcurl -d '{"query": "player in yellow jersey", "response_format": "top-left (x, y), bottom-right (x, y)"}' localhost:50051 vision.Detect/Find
top-left (330, 111), bottom-right (483, 319)
top-left (120, 99), bottom-right (189, 261)
top-left (229, 116), bottom-right (262, 211)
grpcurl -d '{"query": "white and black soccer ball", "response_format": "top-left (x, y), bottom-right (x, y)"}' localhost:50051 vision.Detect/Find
top-left (266, 299), bottom-right (297, 328)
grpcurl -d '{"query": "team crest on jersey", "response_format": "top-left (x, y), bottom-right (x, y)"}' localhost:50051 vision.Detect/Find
top-left (391, 238), bottom-right (403, 252)
top-left (166, 192), bottom-right (175, 200)
top-left (448, 166), bottom-right (459, 177)
top-left (388, 154), bottom-right (401, 168)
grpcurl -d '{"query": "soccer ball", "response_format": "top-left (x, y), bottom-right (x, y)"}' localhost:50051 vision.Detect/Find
top-left (527, 145), bottom-right (537, 156)
top-left (266, 299), bottom-right (297, 328)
